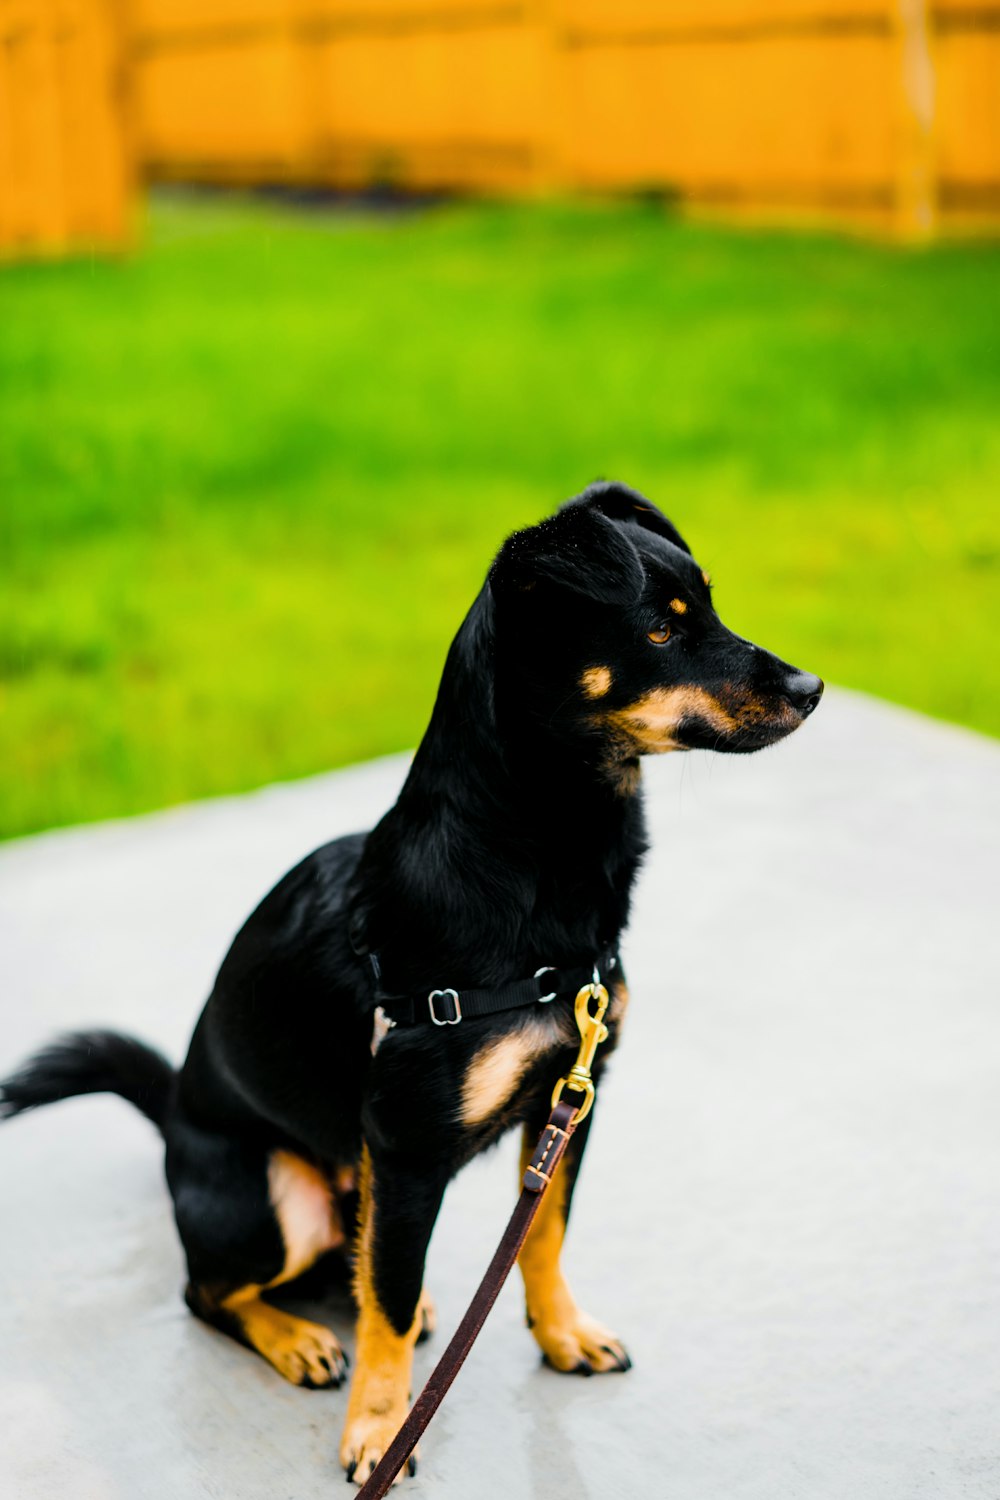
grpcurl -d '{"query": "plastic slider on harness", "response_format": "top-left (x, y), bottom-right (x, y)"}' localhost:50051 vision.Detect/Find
top-left (428, 988), bottom-right (462, 1025)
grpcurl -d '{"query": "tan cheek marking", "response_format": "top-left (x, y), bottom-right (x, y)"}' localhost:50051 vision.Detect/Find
top-left (669, 598), bottom-right (687, 615)
top-left (268, 1150), bottom-right (344, 1280)
top-left (580, 665), bottom-right (612, 699)
top-left (607, 686), bottom-right (738, 753)
top-left (461, 1019), bottom-right (559, 1126)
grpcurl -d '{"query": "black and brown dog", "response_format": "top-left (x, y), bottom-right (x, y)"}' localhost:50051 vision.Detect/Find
top-left (1, 482), bottom-right (822, 1483)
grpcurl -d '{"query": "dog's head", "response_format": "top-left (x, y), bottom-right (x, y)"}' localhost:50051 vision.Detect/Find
top-left (489, 482), bottom-right (822, 782)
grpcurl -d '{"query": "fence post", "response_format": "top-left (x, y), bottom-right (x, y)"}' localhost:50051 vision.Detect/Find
top-left (895, 0), bottom-right (937, 239)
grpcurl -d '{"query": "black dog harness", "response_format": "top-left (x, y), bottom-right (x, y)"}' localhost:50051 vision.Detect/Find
top-left (370, 946), bottom-right (620, 1027)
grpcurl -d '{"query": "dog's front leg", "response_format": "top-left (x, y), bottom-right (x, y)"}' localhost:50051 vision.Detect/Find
top-left (341, 1146), bottom-right (447, 1486)
top-left (517, 1108), bottom-right (631, 1375)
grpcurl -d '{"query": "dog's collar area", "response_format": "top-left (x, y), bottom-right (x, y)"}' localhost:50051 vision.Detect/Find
top-left (370, 949), bottom-right (620, 1028)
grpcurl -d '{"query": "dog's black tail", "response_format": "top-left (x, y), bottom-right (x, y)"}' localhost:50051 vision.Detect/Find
top-left (0, 1030), bottom-right (174, 1132)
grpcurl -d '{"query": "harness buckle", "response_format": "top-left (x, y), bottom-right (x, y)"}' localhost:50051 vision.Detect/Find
top-left (428, 988), bottom-right (462, 1025)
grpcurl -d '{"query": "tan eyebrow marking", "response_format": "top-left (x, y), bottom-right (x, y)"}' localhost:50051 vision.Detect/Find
top-left (702, 570), bottom-right (711, 587)
top-left (669, 598), bottom-right (687, 615)
top-left (580, 665), bottom-right (612, 699)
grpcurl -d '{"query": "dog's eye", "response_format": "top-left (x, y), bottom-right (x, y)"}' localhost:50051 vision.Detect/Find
top-left (647, 624), bottom-right (671, 645)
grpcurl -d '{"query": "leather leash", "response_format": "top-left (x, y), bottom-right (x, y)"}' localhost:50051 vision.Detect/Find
top-left (356, 978), bottom-right (611, 1500)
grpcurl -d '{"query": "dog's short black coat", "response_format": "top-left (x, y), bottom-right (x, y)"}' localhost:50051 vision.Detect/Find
top-left (1, 483), bottom-right (822, 1483)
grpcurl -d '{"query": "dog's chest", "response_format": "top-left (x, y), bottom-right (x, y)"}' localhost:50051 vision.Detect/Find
top-left (456, 980), bottom-right (627, 1141)
top-left (364, 980), bottom-right (627, 1165)
top-left (458, 1011), bottom-right (575, 1128)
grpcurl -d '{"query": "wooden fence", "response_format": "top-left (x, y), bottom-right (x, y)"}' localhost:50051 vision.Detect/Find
top-left (129, 0), bottom-right (1000, 236)
top-left (2, 2), bottom-right (998, 254)
top-left (0, 0), bottom-right (132, 258)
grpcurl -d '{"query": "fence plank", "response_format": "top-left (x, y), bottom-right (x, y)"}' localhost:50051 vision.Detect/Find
top-left (0, 0), bottom-right (131, 259)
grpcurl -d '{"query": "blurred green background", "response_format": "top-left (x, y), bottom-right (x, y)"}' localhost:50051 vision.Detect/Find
top-left (2, 192), bottom-right (999, 842)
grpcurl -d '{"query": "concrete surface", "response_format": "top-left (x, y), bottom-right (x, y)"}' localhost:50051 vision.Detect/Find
top-left (1, 687), bottom-right (998, 1500)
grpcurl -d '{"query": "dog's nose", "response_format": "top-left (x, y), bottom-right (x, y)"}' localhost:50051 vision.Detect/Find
top-left (782, 671), bottom-right (824, 717)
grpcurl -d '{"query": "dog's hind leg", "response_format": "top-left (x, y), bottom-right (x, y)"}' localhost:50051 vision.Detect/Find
top-left (517, 1108), bottom-right (631, 1375)
top-left (167, 1114), bottom-right (348, 1388)
top-left (340, 1146), bottom-right (447, 1485)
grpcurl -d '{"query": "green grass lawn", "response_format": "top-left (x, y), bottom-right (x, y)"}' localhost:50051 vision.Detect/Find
top-left (1, 193), bottom-right (998, 841)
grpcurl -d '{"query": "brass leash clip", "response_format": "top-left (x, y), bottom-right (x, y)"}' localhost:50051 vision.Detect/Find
top-left (550, 977), bottom-right (610, 1125)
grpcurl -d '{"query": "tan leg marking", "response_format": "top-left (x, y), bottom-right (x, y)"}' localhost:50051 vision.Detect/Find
top-left (268, 1148), bottom-right (345, 1277)
top-left (208, 1150), bottom-right (348, 1388)
top-left (341, 1148), bottom-right (421, 1486)
top-left (517, 1131), bottom-right (631, 1375)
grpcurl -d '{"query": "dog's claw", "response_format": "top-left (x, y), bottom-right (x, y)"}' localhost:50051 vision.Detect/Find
top-left (341, 1414), bottom-right (417, 1486)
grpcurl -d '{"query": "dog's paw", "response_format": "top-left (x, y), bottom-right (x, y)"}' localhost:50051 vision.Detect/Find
top-left (270, 1318), bottom-right (349, 1389)
top-left (532, 1310), bottom-right (632, 1375)
top-left (340, 1412), bottom-right (417, 1487)
top-left (218, 1293), bottom-right (350, 1389)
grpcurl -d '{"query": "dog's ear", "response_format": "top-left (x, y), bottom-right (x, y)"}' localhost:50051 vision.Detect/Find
top-left (490, 503), bottom-right (644, 607)
top-left (569, 480), bottom-right (693, 557)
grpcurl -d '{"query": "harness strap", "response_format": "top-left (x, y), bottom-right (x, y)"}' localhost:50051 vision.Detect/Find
top-left (355, 1097), bottom-right (580, 1500)
top-left (374, 947), bottom-right (618, 1027)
